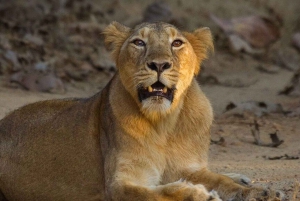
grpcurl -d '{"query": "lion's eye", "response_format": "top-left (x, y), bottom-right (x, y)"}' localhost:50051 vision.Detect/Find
top-left (172, 40), bottom-right (183, 47)
top-left (132, 39), bottom-right (146, 47)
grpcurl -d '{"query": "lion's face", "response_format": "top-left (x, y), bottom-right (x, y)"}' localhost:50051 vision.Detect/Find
top-left (104, 22), bottom-right (213, 118)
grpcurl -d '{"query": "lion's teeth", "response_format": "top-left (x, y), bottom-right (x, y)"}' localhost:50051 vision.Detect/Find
top-left (163, 87), bottom-right (168, 93)
top-left (148, 86), bottom-right (153, 92)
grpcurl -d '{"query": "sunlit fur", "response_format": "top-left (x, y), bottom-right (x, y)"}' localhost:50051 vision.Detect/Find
top-left (141, 97), bottom-right (171, 115)
top-left (0, 22), bottom-right (282, 201)
top-left (104, 22), bottom-right (214, 121)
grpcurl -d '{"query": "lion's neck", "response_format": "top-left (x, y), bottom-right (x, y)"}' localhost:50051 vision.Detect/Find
top-left (109, 75), bottom-right (186, 143)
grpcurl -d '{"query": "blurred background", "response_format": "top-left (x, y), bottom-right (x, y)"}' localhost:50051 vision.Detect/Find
top-left (0, 1), bottom-right (299, 199)
top-left (0, 0), bottom-right (300, 114)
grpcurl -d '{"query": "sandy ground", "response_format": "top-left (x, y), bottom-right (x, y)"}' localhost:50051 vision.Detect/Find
top-left (0, 62), bottom-right (299, 200)
top-left (0, 0), bottom-right (300, 200)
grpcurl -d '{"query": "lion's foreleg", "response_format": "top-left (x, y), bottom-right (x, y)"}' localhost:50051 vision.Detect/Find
top-left (109, 180), bottom-right (221, 201)
top-left (153, 180), bottom-right (221, 201)
top-left (186, 168), bottom-right (245, 199)
top-left (186, 168), bottom-right (283, 201)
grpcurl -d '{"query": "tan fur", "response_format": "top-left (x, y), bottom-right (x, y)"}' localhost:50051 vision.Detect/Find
top-left (0, 22), bottom-right (281, 201)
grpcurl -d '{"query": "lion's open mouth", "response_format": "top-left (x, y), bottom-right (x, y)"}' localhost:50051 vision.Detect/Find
top-left (138, 82), bottom-right (174, 102)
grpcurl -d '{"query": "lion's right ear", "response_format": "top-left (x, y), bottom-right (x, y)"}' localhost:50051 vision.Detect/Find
top-left (103, 21), bottom-right (131, 62)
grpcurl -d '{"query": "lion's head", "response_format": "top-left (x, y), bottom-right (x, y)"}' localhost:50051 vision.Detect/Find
top-left (104, 22), bottom-right (213, 119)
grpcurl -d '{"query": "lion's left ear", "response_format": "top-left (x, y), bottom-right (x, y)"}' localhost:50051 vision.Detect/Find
top-left (103, 21), bottom-right (131, 62)
top-left (183, 27), bottom-right (214, 75)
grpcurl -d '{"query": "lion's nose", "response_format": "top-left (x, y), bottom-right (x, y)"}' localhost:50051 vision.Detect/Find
top-left (147, 61), bottom-right (171, 73)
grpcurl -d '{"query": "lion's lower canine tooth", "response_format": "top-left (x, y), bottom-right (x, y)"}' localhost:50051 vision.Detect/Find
top-left (163, 87), bottom-right (167, 93)
top-left (148, 86), bottom-right (153, 92)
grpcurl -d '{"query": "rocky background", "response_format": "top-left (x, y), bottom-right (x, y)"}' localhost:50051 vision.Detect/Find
top-left (0, 0), bottom-right (299, 200)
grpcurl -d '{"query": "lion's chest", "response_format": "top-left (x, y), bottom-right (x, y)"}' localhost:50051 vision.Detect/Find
top-left (139, 116), bottom-right (210, 184)
top-left (111, 95), bottom-right (211, 186)
top-left (159, 134), bottom-right (208, 184)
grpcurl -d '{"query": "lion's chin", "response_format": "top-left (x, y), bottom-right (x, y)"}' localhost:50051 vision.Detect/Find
top-left (141, 97), bottom-right (172, 114)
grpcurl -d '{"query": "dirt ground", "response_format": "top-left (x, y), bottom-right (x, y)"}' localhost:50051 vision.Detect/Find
top-left (0, 0), bottom-right (300, 200)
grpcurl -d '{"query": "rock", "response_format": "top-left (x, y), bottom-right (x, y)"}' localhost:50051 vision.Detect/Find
top-left (23, 34), bottom-right (44, 46)
top-left (272, 47), bottom-right (300, 71)
top-left (0, 34), bottom-right (11, 49)
top-left (292, 32), bottom-right (300, 51)
top-left (228, 34), bottom-right (264, 54)
top-left (143, 1), bottom-right (173, 23)
top-left (4, 50), bottom-right (21, 71)
top-left (68, 35), bottom-right (86, 44)
top-left (210, 14), bottom-right (281, 53)
top-left (10, 62), bottom-right (65, 93)
top-left (224, 101), bottom-right (284, 117)
top-left (0, 56), bottom-right (9, 74)
top-left (65, 62), bottom-right (94, 81)
top-left (90, 47), bottom-right (115, 71)
top-left (286, 107), bottom-right (300, 117)
top-left (199, 73), bottom-right (257, 88)
top-left (34, 62), bottom-right (48, 72)
top-left (280, 69), bottom-right (300, 96)
top-left (256, 64), bottom-right (280, 74)
top-left (68, 22), bottom-right (105, 34)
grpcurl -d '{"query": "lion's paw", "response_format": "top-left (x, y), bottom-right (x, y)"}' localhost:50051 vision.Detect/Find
top-left (186, 184), bottom-right (222, 201)
top-left (159, 180), bottom-right (222, 201)
top-left (207, 190), bottom-right (222, 201)
top-left (242, 187), bottom-right (284, 201)
top-left (223, 173), bottom-right (252, 186)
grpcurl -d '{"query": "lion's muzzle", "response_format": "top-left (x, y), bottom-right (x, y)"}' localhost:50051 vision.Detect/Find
top-left (138, 81), bottom-right (175, 102)
top-left (147, 61), bottom-right (171, 77)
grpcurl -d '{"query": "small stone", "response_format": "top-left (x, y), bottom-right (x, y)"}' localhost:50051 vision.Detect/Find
top-left (24, 34), bottom-right (44, 46)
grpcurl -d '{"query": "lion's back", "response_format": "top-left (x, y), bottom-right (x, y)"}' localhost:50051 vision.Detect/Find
top-left (0, 99), bottom-right (82, 146)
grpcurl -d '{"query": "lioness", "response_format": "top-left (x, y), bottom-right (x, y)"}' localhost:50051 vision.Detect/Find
top-left (0, 22), bottom-right (282, 201)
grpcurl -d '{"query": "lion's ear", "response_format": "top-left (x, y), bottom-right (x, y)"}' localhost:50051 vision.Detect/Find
top-left (103, 21), bottom-right (131, 62)
top-left (184, 27), bottom-right (214, 75)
